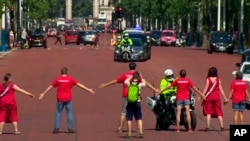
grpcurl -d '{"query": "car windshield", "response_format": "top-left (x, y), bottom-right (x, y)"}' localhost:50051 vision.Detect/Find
top-left (132, 39), bottom-right (143, 46)
top-left (67, 31), bottom-right (78, 35)
top-left (78, 32), bottom-right (84, 36)
top-left (128, 33), bottom-right (146, 42)
top-left (243, 64), bottom-right (250, 74)
top-left (162, 32), bottom-right (174, 36)
top-left (85, 31), bottom-right (96, 35)
top-left (212, 32), bottom-right (231, 40)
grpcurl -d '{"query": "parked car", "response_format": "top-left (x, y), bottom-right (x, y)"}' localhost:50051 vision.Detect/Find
top-left (150, 30), bottom-right (161, 46)
top-left (114, 38), bottom-right (151, 62)
top-left (76, 31), bottom-right (85, 45)
top-left (239, 49), bottom-right (250, 64)
top-left (207, 31), bottom-right (234, 54)
top-left (47, 28), bottom-right (57, 37)
top-left (83, 30), bottom-right (97, 45)
top-left (160, 30), bottom-right (176, 46)
top-left (232, 61), bottom-right (250, 109)
top-left (65, 29), bottom-right (79, 45)
top-left (28, 33), bottom-right (47, 48)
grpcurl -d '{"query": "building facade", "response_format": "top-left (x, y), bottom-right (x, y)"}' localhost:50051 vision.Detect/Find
top-left (93, 0), bottom-right (114, 23)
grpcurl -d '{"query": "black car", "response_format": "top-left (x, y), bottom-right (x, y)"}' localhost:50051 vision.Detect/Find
top-left (114, 38), bottom-right (151, 62)
top-left (207, 31), bottom-right (234, 54)
top-left (95, 24), bottom-right (105, 33)
top-left (150, 30), bottom-right (161, 46)
top-left (28, 34), bottom-right (47, 48)
top-left (76, 31), bottom-right (85, 45)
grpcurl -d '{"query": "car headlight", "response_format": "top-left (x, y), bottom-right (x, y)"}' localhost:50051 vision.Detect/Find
top-left (139, 50), bottom-right (144, 54)
top-left (212, 43), bottom-right (216, 46)
top-left (228, 43), bottom-right (232, 46)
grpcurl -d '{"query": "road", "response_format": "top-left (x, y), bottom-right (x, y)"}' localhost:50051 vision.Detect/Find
top-left (0, 33), bottom-right (248, 141)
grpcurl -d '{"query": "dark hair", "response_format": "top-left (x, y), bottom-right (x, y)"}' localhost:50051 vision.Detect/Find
top-left (207, 67), bottom-right (218, 77)
top-left (129, 62), bottom-right (136, 70)
top-left (3, 73), bottom-right (11, 87)
top-left (61, 67), bottom-right (68, 75)
top-left (179, 69), bottom-right (186, 78)
top-left (133, 71), bottom-right (140, 79)
top-left (235, 71), bottom-right (243, 80)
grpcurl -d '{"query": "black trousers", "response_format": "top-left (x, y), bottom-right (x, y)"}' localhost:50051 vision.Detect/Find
top-left (55, 37), bottom-right (62, 45)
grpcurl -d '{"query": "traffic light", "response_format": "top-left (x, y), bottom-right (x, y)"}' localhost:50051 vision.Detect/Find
top-left (116, 6), bottom-right (123, 19)
top-left (10, 8), bottom-right (14, 20)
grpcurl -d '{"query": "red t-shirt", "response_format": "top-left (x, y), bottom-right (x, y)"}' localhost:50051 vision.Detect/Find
top-left (171, 77), bottom-right (194, 100)
top-left (51, 75), bottom-right (78, 102)
top-left (116, 71), bottom-right (136, 98)
top-left (230, 79), bottom-right (248, 103)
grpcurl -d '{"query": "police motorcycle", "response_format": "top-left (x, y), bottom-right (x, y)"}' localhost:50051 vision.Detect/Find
top-left (176, 35), bottom-right (186, 47)
top-left (120, 44), bottom-right (132, 62)
top-left (146, 90), bottom-right (197, 131)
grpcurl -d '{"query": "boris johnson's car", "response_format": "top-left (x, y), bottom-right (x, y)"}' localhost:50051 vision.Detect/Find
top-left (28, 33), bottom-right (47, 48)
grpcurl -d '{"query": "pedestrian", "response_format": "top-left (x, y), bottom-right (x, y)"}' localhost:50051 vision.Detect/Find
top-left (225, 71), bottom-right (250, 124)
top-left (160, 69), bottom-right (204, 132)
top-left (21, 28), bottom-right (28, 49)
top-left (124, 71), bottom-right (158, 138)
top-left (38, 67), bottom-right (95, 134)
top-left (0, 73), bottom-right (35, 135)
top-left (201, 67), bottom-right (227, 132)
top-left (92, 33), bottom-right (100, 49)
top-left (54, 31), bottom-right (62, 45)
top-left (99, 62), bottom-right (159, 133)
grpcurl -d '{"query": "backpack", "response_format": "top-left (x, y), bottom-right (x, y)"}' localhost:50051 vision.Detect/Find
top-left (127, 83), bottom-right (140, 103)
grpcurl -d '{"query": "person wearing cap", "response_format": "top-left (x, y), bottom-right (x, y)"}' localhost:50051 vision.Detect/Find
top-left (117, 33), bottom-right (133, 48)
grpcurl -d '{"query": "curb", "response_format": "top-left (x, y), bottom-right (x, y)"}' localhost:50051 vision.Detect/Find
top-left (0, 48), bottom-right (17, 58)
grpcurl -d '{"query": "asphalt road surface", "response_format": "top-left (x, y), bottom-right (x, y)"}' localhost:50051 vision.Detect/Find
top-left (0, 33), bottom-right (249, 141)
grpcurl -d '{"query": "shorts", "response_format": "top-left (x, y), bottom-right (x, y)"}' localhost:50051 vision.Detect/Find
top-left (232, 101), bottom-right (246, 111)
top-left (121, 97), bottom-right (128, 116)
top-left (126, 102), bottom-right (142, 121)
top-left (176, 99), bottom-right (190, 106)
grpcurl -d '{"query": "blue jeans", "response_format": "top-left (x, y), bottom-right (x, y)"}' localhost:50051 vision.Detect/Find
top-left (54, 101), bottom-right (73, 129)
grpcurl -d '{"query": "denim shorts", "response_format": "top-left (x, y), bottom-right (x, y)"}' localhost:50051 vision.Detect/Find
top-left (176, 99), bottom-right (190, 106)
top-left (232, 101), bottom-right (246, 111)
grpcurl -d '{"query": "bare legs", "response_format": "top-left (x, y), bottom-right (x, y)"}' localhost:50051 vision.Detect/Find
top-left (0, 121), bottom-right (20, 134)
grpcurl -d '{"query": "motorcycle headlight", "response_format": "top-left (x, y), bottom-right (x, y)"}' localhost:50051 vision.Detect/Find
top-left (115, 49), bottom-right (120, 53)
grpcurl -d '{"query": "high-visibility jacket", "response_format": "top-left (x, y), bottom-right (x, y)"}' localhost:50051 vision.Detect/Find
top-left (118, 38), bottom-right (133, 47)
top-left (160, 78), bottom-right (176, 98)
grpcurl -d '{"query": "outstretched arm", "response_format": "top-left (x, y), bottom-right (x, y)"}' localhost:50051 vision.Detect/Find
top-left (99, 79), bottom-right (117, 88)
top-left (13, 84), bottom-right (35, 98)
top-left (145, 80), bottom-right (160, 94)
top-left (77, 83), bottom-right (95, 95)
top-left (39, 85), bottom-right (53, 100)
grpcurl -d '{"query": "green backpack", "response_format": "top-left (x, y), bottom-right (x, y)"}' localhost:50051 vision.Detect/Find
top-left (127, 83), bottom-right (140, 103)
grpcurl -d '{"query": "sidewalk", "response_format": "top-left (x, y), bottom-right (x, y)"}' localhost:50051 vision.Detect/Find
top-left (0, 48), bottom-right (17, 58)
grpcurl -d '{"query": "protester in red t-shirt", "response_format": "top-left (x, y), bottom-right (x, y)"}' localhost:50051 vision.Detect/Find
top-left (99, 62), bottom-right (159, 133)
top-left (39, 67), bottom-right (95, 134)
top-left (160, 69), bottom-right (204, 132)
top-left (225, 71), bottom-right (250, 124)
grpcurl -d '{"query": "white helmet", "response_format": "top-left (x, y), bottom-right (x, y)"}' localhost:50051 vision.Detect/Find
top-left (164, 69), bottom-right (174, 76)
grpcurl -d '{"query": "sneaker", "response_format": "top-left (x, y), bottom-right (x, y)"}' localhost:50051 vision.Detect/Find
top-left (52, 128), bottom-right (59, 134)
top-left (116, 128), bottom-right (122, 133)
top-left (188, 128), bottom-right (193, 132)
top-left (138, 132), bottom-right (144, 138)
top-left (68, 129), bottom-right (76, 133)
top-left (221, 127), bottom-right (225, 131)
top-left (125, 134), bottom-right (132, 139)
